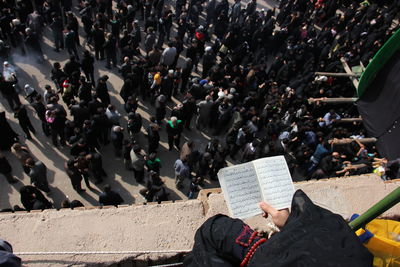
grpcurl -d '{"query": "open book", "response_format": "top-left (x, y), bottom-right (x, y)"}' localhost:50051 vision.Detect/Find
top-left (218, 156), bottom-right (295, 219)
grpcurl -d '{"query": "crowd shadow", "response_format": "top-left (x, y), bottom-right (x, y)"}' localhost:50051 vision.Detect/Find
top-left (79, 190), bottom-right (100, 206)
top-left (47, 186), bottom-right (67, 209)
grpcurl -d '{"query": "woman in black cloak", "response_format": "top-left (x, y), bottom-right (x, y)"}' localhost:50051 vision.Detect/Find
top-left (0, 111), bottom-right (19, 151)
top-left (184, 190), bottom-right (373, 267)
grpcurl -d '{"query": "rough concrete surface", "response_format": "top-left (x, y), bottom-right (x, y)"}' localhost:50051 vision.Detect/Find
top-left (0, 200), bottom-right (204, 266)
top-left (0, 174), bottom-right (398, 266)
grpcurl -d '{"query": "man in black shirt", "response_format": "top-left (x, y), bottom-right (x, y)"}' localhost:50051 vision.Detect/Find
top-left (99, 184), bottom-right (124, 206)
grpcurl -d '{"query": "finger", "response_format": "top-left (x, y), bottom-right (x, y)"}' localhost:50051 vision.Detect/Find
top-left (259, 201), bottom-right (277, 216)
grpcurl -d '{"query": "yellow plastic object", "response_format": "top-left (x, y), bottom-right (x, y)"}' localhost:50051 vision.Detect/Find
top-left (356, 219), bottom-right (400, 267)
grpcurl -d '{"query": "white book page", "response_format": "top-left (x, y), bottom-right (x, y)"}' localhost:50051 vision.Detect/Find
top-left (218, 162), bottom-right (263, 219)
top-left (253, 156), bottom-right (295, 210)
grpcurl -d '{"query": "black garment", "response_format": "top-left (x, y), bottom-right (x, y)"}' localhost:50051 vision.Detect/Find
top-left (99, 190), bottom-right (124, 206)
top-left (166, 120), bottom-right (183, 150)
top-left (63, 59), bottom-right (81, 78)
top-left (24, 32), bottom-right (44, 61)
top-left (155, 99), bottom-right (166, 123)
top-left (70, 104), bottom-right (90, 127)
top-left (88, 152), bottom-right (107, 183)
top-left (20, 185), bottom-right (52, 211)
top-left (104, 36), bottom-right (117, 68)
top-left (49, 17), bottom-right (64, 50)
top-left (78, 81), bottom-right (93, 103)
top-left (31, 100), bottom-right (50, 136)
top-left (147, 126), bottom-right (160, 153)
top-left (51, 67), bottom-right (67, 90)
top-left (14, 106), bottom-right (36, 139)
top-left (127, 112), bottom-right (142, 135)
top-left (81, 54), bottom-right (95, 86)
top-left (0, 156), bottom-right (15, 183)
top-left (161, 76), bottom-right (174, 100)
top-left (0, 80), bottom-right (21, 110)
top-left (65, 164), bottom-right (84, 192)
top-left (184, 190), bottom-right (373, 267)
top-left (111, 130), bottom-right (124, 156)
top-left (96, 81), bottom-right (110, 106)
top-left (92, 27), bottom-right (105, 60)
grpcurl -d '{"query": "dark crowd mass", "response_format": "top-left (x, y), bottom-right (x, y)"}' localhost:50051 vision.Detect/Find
top-left (0, 0), bottom-right (400, 212)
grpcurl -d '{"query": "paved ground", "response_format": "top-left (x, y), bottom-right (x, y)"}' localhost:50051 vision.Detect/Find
top-left (0, 0), bottom-right (281, 210)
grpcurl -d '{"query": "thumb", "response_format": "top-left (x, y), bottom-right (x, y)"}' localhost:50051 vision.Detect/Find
top-left (259, 201), bottom-right (277, 217)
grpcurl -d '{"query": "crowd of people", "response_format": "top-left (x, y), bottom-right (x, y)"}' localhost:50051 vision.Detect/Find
top-left (0, 0), bottom-right (400, 212)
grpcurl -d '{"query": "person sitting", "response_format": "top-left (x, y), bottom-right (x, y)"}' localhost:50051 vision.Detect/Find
top-left (184, 190), bottom-right (373, 266)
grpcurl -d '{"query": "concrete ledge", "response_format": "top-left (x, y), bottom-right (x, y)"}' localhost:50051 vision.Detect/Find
top-left (0, 174), bottom-right (399, 266)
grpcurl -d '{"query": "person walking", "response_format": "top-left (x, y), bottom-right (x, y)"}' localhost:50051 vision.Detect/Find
top-left (31, 94), bottom-right (50, 136)
top-left (14, 105), bottom-right (36, 140)
top-left (166, 116), bottom-right (183, 151)
top-left (65, 26), bottom-right (79, 60)
top-left (0, 153), bottom-right (18, 183)
top-left (49, 14), bottom-right (64, 52)
top-left (130, 145), bottom-right (146, 183)
top-left (92, 23), bottom-right (105, 60)
top-left (174, 157), bottom-right (190, 189)
top-left (81, 50), bottom-right (95, 86)
top-left (25, 158), bottom-right (50, 193)
top-left (104, 33), bottom-right (117, 69)
top-left (65, 158), bottom-right (85, 193)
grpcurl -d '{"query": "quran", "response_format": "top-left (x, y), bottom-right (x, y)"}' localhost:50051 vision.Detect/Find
top-left (218, 156), bottom-right (295, 219)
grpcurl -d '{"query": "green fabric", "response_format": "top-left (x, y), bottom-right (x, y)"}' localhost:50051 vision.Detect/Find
top-left (167, 120), bottom-right (182, 128)
top-left (147, 158), bottom-right (161, 166)
top-left (358, 28), bottom-right (400, 98)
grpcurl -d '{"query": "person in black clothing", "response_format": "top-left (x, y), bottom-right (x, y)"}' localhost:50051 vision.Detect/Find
top-left (19, 185), bottom-right (52, 211)
top-left (91, 23), bottom-right (105, 60)
top-left (24, 28), bottom-right (44, 62)
top-left (49, 13), bottom-right (64, 52)
top-left (0, 153), bottom-right (18, 183)
top-left (0, 111), bottom-right (19, 151)
top-left (78, 76), bottom-right (93, 103)
top-left (184, 190), bottom-right (372, 267)
top-left (104, 32), bottom-right (117, 69)
top-left (202, 46), bottom-right (215, 78)
top-left (14, 105), bottom-right (35, 140)
top-left (182, 95), bottom-right (196, 130)
top-left (155, 94), bottom-right (167, 125)
top-left (161, 70), bottom-right (174, 101)
top-left (70, 138), bottom-right (90, 157)
top-left (66, 11), bottom-right (79, 47)
top-left (48, 108), bottom-right (67, 147)
top-left (0, 75), bottom-right (21, 111)
top-left (146, 122), bottom-right (160, 154)
top-left (96, 75), bottom-right (110, 106)
top-left (50, 62), bottom-right (66, 91)
top-left (65, 26), bottom-right (79, 60)
top-left (111, 125), bottom-right (124, 157)
top-left (80, 7), bottom-right (93, 44)
top-left (99, 184), bottom-right (124, 206)
top-left (65, 158), bottom-right (85, 192)
top-left (31, 95), bottom-right (50, 136)
top-left (63, 55), bottom-right (81, 78)
top-left (86, 152), bottom-right (107, 184)
top-left (81, 50), bottom-right (95, 86)
top-left (127, 111), bottom-right (142, 137)
top-left (166, 116), bottom-right (183, 151)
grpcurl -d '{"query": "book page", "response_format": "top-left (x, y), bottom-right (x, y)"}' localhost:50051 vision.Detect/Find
top-left (253, 156), bottom-right (295, 210)
top-left (218, 162), bottom-right (263, 219)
